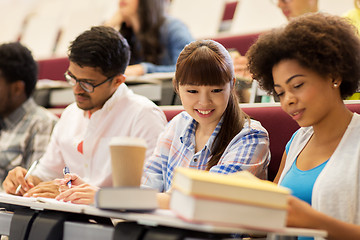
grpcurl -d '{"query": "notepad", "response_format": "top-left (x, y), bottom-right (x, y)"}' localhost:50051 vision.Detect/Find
top-left (0, 192), bottom-right (91, 213)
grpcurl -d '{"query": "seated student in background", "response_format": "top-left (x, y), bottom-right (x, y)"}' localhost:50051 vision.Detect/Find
top-left (2, 26), bottom-right (167, 198)
top-left (247, 13), bottom-right (360, 239)
top-left (142, 40), bottom-right (270, 207)
top-left (0, 42), bottom-right (58, 183)
top-left (344, 0), bottom-right (360, 32)
top-left (104, 0), bottom-right (194, 76)
top-left (274, 0), bottom-right (318, 20)
top-left (231, 0), bottom-right (318, 102)
top-left (55, 40), bottom-right (270, 206)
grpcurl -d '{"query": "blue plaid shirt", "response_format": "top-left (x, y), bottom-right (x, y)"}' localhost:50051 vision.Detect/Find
top-left (142, 111), bottom-right (270, 192)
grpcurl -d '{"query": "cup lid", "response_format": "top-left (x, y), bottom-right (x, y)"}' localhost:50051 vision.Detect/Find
top-left (109, 136), bottom-right (147, 148)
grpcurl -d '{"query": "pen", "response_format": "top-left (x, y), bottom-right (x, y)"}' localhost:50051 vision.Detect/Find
top-left (63, 166), bottom-right (72, 188)
top-left (15, 160), bottom-right (38, 194)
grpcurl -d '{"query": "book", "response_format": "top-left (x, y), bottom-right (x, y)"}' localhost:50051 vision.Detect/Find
top-left (94, 187), bottom-right (158, 211)
top-left (170, 189), bottom-right (287, 230)
top-left (172, 167), bottom-right (290, 209)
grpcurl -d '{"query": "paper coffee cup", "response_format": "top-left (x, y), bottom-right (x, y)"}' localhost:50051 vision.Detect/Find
top-left (109, 137), bottom-right (147, 187)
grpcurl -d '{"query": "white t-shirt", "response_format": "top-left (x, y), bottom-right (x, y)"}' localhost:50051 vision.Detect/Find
top-left (33, 83), bottom-right (167, 187)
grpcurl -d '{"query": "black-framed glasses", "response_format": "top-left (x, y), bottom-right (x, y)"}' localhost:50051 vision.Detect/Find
top-left (64, 71), bottom-right (116, 93)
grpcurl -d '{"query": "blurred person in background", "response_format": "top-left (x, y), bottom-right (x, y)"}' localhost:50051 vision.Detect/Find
top-left (104, 0), bottom-right (193, 76)
top-left (343, 0), bottom-right (360, 100)
top-left (344, 0), bottom-right (360, 32)
top-left (231, 0), bottom-right (320, 102)
top-left (273, 0), bottom-right (318, 20)
top-left (0, 42), bottom-right (58, 184)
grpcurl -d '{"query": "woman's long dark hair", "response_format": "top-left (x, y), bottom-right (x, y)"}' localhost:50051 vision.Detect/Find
top-left (120, 0), bottom-right (165, 65)
top-left (174, 40), bottom-right (248, 170)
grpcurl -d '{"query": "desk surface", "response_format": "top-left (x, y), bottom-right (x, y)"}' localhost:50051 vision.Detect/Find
top-left (126, 72), bottom-right (174, 84)
top-left (0, 192), bottom-right (327, 239)
top-left (0, 207), bottom-right (326, 240)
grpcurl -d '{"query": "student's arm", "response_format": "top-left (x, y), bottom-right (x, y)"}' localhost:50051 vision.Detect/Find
top-left (209, 124), bottom-right (270, 178)
top-left (125, 64), bottom-right (145, 76)
top-left (287, 196), bottom-right (360, 240)
top-left (24, 116), bottom-right (57, 170)
top-left (17, 116), bottom-right (68, 197)
top-left (141, 18), bottom-right (194, 74)
top-left (141, 130), bottom-right (169, 192)
top-left (273, 150), bottom-right (287, 184)
top-left (139, 109), bottom-right (176, 193)
top-left (103, 8), bottom-right (122, 30)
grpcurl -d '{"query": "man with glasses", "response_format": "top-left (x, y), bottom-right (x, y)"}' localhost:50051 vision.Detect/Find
top-left (272, 0), bottom-right (318, 20)
top-left (2, 26), bottom-right (167, 198)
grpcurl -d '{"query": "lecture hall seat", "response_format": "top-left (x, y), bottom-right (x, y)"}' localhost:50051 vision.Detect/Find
top-left (213, 32), bottom-right (261, 56)
top-left (160, 101), bottom-right (360, 181)
top-left (222, 1), bottom-right (238, 21)
top-left (37, 57), bottom-right (69, 81)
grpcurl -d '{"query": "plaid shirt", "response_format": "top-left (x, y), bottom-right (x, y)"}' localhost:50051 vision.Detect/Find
top-left (142, 111), bottom-right (270, 192)
top-left (0, 98), bottom-right (58, 182)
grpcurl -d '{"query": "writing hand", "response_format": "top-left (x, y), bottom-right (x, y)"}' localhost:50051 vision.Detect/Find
top-left (2, 167), bottom-right (35, 195)
top-left (23, 180), bottom-right (60, 198)
top-left (56, 183), bottom-right (99, 205)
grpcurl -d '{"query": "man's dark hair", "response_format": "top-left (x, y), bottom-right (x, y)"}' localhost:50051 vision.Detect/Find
top-left (0, 42), bottom-right (37, 98)
top-left (68, 26), bottom-right (130, 77)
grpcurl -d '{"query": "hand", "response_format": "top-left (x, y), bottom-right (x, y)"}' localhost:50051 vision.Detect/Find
top-left (157, 192), bottom-right (171, 209)
top-left (58, 173), bottom-right (86, 189)
top-left (286, 196), bottom-right (319, 228)
top-left (2, 166), bottom-right (36, 195)
top-left (56, 183), bottom-right (99, 205)
top-left (229, 51), bottom-right (252, 80)
top-left (125, 64), bottom-right (145, 76)
top-left (23, 180), bottom-right (60, 198)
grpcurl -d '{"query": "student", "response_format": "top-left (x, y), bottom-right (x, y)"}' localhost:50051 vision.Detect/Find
top-left (0, 42), bottom-right (58, 183)
top-left (55, 40), bottom-right (270, 206)
top-left (142, 40), bottom-right (270, 204)
top-left (104, 0), bottom-right (193, 76)
top-left (273, 0), bottom-right (318, 20)
top-left (247, 13), bottom-right (360, 239)
top-left (344, 0), bottom-right (360, 32)
top-left (2, 26), bottom-right (167, 198)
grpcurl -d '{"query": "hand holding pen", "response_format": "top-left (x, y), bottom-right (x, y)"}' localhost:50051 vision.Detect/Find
top-left (63, 166), bottom-right (72, 188)
top-left (15, 160), bottom-right (39, 195)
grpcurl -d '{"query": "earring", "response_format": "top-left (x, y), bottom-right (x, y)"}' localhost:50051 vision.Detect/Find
top-left (334, 83), bottom-right (338, 87)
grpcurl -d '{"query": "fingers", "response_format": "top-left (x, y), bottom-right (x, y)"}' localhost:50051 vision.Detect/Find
top-left (24, 181), bottom-right (60, 198)
top-left (2, 176), bottom-right (17, 195)
top-left (56, 184), bottom-right (98, 205)
top-left (157, 192), bottom-right (171, 209)
top-left (60, 174), bottom-right (83, 186)
top-left (2, 167), bottom-right (28, 195)
top-left (70, 197), bottom-right (94, 205)
top-left (15, 167), bottom-right (31, 192)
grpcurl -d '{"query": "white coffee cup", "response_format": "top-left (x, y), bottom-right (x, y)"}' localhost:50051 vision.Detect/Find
top-left (109, 137), bottom-right (147, 187)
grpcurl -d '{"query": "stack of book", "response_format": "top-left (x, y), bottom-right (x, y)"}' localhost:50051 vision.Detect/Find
top-left (170, 168), bottom-right (290, 230)
top-left (95, 187), bottom-right (158, 211)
